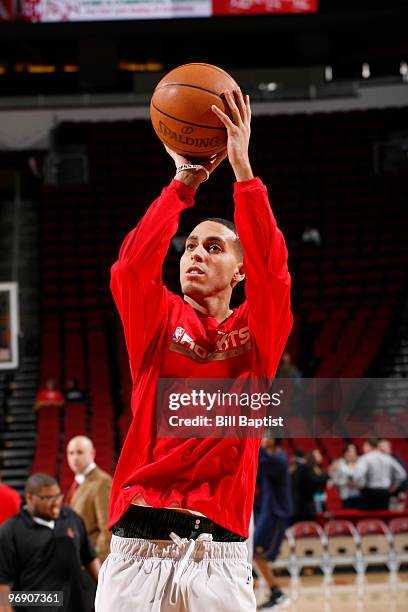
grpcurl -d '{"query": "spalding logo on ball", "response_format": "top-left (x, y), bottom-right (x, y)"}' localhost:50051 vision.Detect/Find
top-left (150, 63), bottom-right (239, 158)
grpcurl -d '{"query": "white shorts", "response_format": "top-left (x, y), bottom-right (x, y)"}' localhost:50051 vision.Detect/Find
top-left (95, 533), bottom-right (256, 611)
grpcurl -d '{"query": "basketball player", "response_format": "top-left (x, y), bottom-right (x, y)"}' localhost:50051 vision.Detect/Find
top-left (95, 89), bottom-right (293, 611)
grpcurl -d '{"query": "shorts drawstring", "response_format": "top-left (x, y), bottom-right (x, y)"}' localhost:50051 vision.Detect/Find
top-left (169, 531), bottom-right (213, 606)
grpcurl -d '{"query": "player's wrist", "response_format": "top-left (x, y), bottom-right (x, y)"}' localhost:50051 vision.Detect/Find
top-left (174, 169), bottom-right (207, 189)
top-left (232, 161), bottom-right (253, 182)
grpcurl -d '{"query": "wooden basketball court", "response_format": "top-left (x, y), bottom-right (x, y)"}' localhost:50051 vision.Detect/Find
top-left (255, 571), bottom-right (408, 610)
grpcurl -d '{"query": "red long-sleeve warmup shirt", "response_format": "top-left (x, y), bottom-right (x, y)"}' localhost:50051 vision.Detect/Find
top-left (109, 177), bottom-right (293, 538)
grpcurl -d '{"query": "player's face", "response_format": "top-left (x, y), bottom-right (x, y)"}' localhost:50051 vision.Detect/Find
top-left (27, 485), bottom-right (63, 520)
top-left (180, 221), bottom-right (243, 299)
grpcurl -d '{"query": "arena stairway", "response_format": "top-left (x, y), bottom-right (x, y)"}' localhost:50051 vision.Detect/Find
top-left (0, 184), bottom-right (41, 495)
top-left (0, 356), bottom-right (38, 495)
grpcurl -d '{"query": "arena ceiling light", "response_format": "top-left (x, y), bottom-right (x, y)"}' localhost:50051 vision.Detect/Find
top-left (362, 62), bottom-right (371, 79)
top-left (118, 61), bottom-right (163, 72)
top-left (27, 64), bottom-right (56, 74)
top-left (324, 66), bottom-right (333, 81)
top-left (63, 65), bottom-right (80, 73)
top-left (258, 82), bottom-right (278, 92)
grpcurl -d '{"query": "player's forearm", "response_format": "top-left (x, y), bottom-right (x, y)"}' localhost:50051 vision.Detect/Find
top-left (234, 178), bottom-right (293, 367)
top-left (174, 170), bottom-right (207, 190)
top-left (234, 178), bottom-right (289, 278)
top-left (232, 161), bottom-right (254, 182)
top-left (114, 181), bottom-right (194, 271)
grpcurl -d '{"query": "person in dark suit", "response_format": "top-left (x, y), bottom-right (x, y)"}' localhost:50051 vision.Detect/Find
top-left (291, 449), bottom-right (329, 522)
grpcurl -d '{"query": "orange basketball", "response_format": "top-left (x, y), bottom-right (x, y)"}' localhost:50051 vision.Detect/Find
top-left (150, 63), bottom-right (239, 158)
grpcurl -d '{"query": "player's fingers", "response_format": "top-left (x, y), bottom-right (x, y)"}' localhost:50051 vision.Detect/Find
top-left (235, 89), bottom-right (247, 120)
top-left (211, 104), bottom-right (234, 129)
top-left (224, 89), bottom-right (241, 124)
top-left (245, 95), bottom-right (252, 122)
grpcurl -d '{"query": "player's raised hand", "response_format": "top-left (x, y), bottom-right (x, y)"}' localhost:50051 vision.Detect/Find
top-left (211, 89), bottom-right (253, 182)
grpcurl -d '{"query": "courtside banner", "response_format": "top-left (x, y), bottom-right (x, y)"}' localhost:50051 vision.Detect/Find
top-left (212, 0), bottom-right (318, 16)
top-left (21, 0), bottom-right (211, 22)
top-left (156, 378), bottom-right (406, 438)
top-left (21, 0), bottom-right (316, 21)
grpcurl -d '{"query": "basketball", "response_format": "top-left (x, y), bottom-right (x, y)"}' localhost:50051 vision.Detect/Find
top-left (150, 63), bottom-right (239, 158)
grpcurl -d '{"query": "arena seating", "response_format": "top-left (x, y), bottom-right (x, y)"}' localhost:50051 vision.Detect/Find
top-left (324, 519), bottom-right (362, 574)
top-left (357, 518), bottom-right (393, 571)
top-left (274, 517), bottom-right (407, 576)
top-left (291, 521), bottom-right (329, 576)
top-left (35, 108), bottom-right (408, 486)
top-left (389, 517), bottom-right (408, 571)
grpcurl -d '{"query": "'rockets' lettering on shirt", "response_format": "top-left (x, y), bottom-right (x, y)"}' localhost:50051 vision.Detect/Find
top-left (170, 326), bottom-right (251, 362)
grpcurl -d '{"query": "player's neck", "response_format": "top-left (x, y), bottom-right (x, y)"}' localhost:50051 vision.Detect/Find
top-left (184, 295), bottom-right (233, 323)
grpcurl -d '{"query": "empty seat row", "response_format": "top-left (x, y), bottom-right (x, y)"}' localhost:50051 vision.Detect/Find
top-left (275, 519), bottom-right (408, 576)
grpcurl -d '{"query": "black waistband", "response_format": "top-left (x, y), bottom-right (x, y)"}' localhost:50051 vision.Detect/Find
top-left (111, 504), bottom-right (246, 542)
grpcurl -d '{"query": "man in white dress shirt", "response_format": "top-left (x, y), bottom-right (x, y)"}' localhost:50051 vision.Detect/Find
top-left (354, 439), bottom-right (407, 510)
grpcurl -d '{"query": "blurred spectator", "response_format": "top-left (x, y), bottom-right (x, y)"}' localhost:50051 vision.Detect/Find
top-left (276, 352), bottom-right (302, 379)
top-left (253, 437), bottom-right (292, 609)
top-left (66, 436), bottom-right (112, 562)
top-left (65, 378), bottom-right (85, 402)
top-left (308, 449), bottom-right (329, 513)
top-left (291, 449), bottom-right (329, 522)
top-left (329, 444), bottom-right (361, 508)
top-left (354, 439), bottom-right (407, 510)
top-left (0, 480), bottom-right (21, 525)
top-left (378, 438), bottom-right (408, 495)
top-left (33, 378), bottom-right (65, 411)
top-left (0, 473), bottom-right (99, 612)
top-left (290, 449), bottom-right (307, 522)
top-left (302, 225), bottom-right (321, 246)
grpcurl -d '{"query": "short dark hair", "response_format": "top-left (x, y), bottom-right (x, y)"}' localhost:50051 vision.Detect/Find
top-left (25, 473), bottom-right (58, 495)
top-left (203, 217), bottom-right (242, 259)
top-left (366, 438), bottom-right (378, 449)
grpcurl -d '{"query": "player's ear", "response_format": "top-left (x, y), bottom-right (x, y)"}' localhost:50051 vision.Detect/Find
top-left (231, 263), bottom-right (245, 287)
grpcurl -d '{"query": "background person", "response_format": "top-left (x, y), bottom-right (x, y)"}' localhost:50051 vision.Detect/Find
top-left (64, 378), bottom-right (86, 403)
top-left (33, 378), bottom-right (65, 411)
top-left (354, 439), bottom-right (407, 510)
top-left (0, 473), bottom-right (99, 612)
top-left (66, 436), bottom-right (112, 562)
top-left (291, 449), bottom-right (329, 521)
top-left (329, 443), bottom-right (361, 508)
top-left (253, 437), bottom-right (293, 609)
